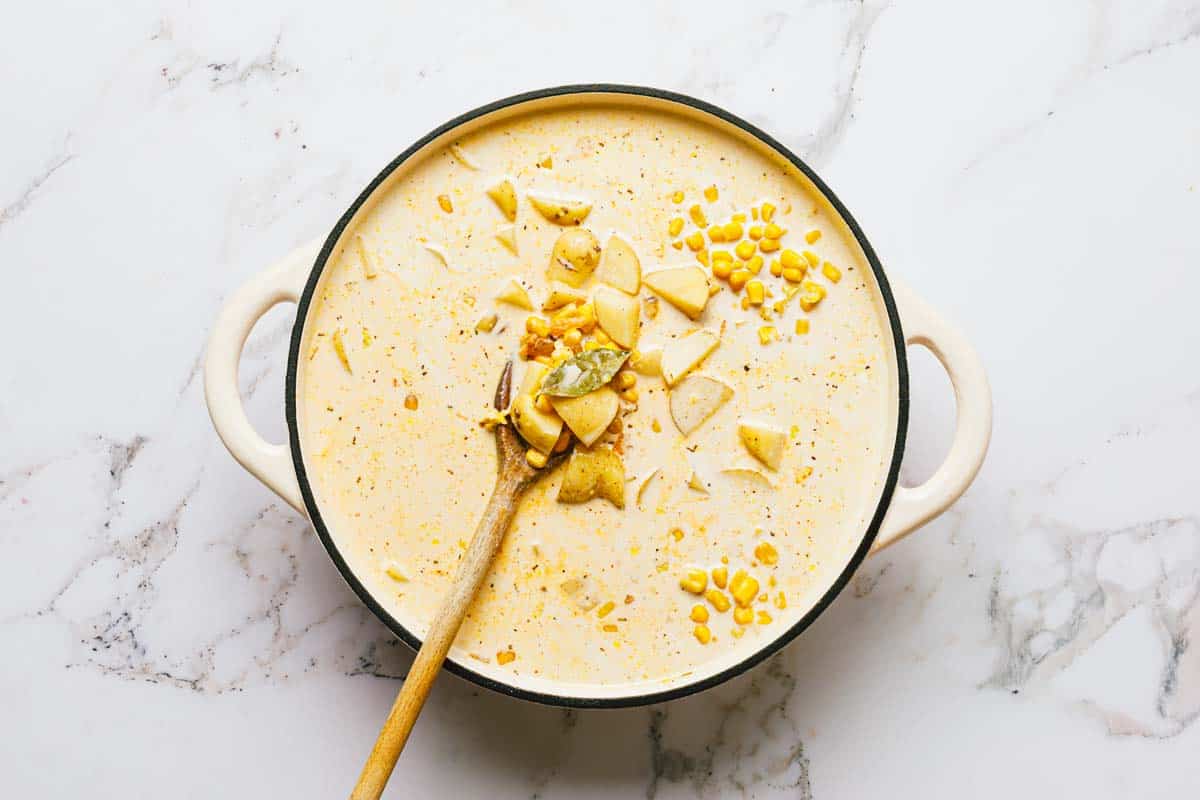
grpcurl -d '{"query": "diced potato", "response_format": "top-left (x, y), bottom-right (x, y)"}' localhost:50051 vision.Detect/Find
top-left (669, 373), bottom-right (733, 435)
top-left (548, 228), bottom-right (601, 287)
top-left (494, 224), bottom-right (518, 255)
top-left (541, 284), bottom-right (587, 312)
top-left (593, 286), bottom-right (640, 349)
top-left (518, 362), bottom-right (549, 398)
top-left (487, 179), bottom-right (518, 221)
top-left (642, 266), bottom-right (710, 320)
top-left (550, 386), bottom-right (620, 446)
top-left (557, 447), bottom-right (625, 508)
top-left (738, 421), bottom-right (787, 470)
top-left (628, 346), bottom-right (662, 377)
top-left (496, 279), bottom-right (533, 311)
top-left (661, 329), bottom-right (720, 387)
top-left (596, 234), bottom-right (641, 294)
top-left (720, 467), bottom-right (777, 490)
top-left (511, 394), bottom-right (563, 454)
top-left (528, 191), bottom-right (593, 225)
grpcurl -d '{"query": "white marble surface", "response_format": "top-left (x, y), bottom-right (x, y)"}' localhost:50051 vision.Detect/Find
top-left (3, 0), bottom-right (1199, 796)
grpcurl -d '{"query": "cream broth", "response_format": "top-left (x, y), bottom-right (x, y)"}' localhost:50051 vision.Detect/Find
top-left (299, 104), bottom-right (897, 694)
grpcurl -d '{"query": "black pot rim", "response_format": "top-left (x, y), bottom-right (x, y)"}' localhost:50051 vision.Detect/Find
top-left (284, 83), bottom-right (909, 708)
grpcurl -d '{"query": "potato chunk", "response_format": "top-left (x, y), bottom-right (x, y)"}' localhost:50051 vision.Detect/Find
top-left (596, 234), bottom-right (641, 294)
top-left (737, 421), bottom-right (787, 470)
top-left (528, 191), bottom-right (593, 225)
top-left (557, 447), bottom-right (625, 508)
top-left (642, 266), bottom-right (710, 319)
top-left (593, 285), bottom-right (640, 349)
top-left (669, 373), bottom-right (733, 435)
top-left (661, 330), bottom-right (720, 387)
top-left (487, 179), bottom-right (518, 221)
top-left (548, 228), bottom-right (601, 287)
top-left (550, 386), bottom-right (620, 447)
top-left (511, 394), bottom-right (563, 454)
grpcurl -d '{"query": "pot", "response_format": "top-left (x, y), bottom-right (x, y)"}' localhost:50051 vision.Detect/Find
top-left (205, 85), bottom-right (991, 707)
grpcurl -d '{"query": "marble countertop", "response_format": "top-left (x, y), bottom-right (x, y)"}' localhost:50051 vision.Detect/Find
top-left (4, 1), bottom-right (1199, 797)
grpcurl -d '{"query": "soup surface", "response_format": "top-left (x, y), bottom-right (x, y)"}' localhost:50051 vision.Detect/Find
top-left (299, 101), bottom-right (898, 696)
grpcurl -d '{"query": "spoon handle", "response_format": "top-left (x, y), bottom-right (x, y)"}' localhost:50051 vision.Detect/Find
top-left (350, 469), bottom-right (525, 800)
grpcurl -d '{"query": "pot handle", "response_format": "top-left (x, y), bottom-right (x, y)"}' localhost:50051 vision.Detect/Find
top-left (872, 280), bottom-right (992, 552)
top-left (204, 240), bottom-right (320, 515)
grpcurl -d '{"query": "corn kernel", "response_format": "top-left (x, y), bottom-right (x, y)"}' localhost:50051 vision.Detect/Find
top-left (496, 650), bottom-right (516, 665)
top-left (563, 328), bottom-right (583, 349)
top-left (746, 280), bottom-right (765, 306)
top-left (780, 249), bottom-right (803, 270)
top-left (651, 418), bottom-right (662, 433)
top-left (740, 296), bottom-right (751, 311)
top-left (774, 592), bottom-right (788, 610)
top-left (758, 238), bottom-right (780, 253)
top-left (670, 527), bottom-right (684, 542)
top-left (690, 604), bottom-right (709, 623)
top-left (757, 326), bottom-right (777, 345)
top-left (733, 607), bottom-right (753, 625)
top-left (535, 394), bottom-right (555, 414)
top-left (805, 229), bottom-right (822, 244)
top-left (711, 567), bottom-right (728, 588)
top-left (525, 316), bottom-right (549, 337)
top-left (680, 566), bottom-right (708, 594)
top-left (593, 328), bottom-right (611, 345)
top-left (748, 225), bottom-right (763, 241)
top-left (689, 204), bottom-right (707, 227)
top-left (437, 194), bottom-right (453, 213)
top-left (705, 588), bottom-right (731, 612)
top-left (730, 570), bottom-right (760, 607)
top-left (723, 222), bottom-right (744, 240)
top-left (671, 190), bottom-right (685, 204)
top-left (757, 610), bottom-right (773, 625)
top-left (712, 258), bottom-right (733, 280)
top-left (526, 448), bottom-right (548, 469)
top-left (745, 255), bottom-right (764, 275)
top-left (771, 301), bottom-right (785, 314)
top-left (802, 250), bottom-right (820, 267)
top-left (621, 387), bottom-right (639, 404)
top-left (404, 393), bottom-right (419, 410)
top-left (704, 185), bottom-right (718, 202)
top-left (731, 626), bottom-right (745, 638)
top-left (764, 222), bottom-right (786, 239)
top-left (795, 318), bottom-right (810, 335)
top-left (769, 259), bottom-right (783, 277)
top-left (729, 268), bottom-right (751, 292)
top-left (685, 232), bottom-right (705, 252)
top-left (707, 225), bottom-right (725, 243)
top-left (754, 541), bottom-right (779, 565)
top-left (385, 562), bottom-right (409, 582)
top-left (782, 267), bottom-right (805, 284)
top-left (538, 155), bottom-right (553, 169)
top-left (695, 251), bottom-right (710, 269)
top-left (761, 202), bottom-right (776, 222)
top-left (822, 262), bottom-right (842, 283)
top-left (668, 217), bottom-right (685, 237)
top-left (602, 624), bottom-right (618, 632)
top-left (751, 207), bottom-right (760, 221)
top-left (597, 600), bottom-right (615, 618)
top-left (711, 249), bottom-right (734, 263)
top-left (732, 213), bottom-right (747, 224)
top-left (734, 240), bottom-right (756, 261)
top-left (616, 371), bottom-right (637, 390)
top-left (693, 624), bottom-right (713, 644)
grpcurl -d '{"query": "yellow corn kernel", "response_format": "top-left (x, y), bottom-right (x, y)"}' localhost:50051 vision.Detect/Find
top-left (693, 624), bottom-right (713, 644)
top-left (680, 568), bottom-right (708, 594)
top-left (761, 202), bottom-right (776, 222)
top-left (404, 393), bottom-right (419, 410)
top-left (795, 318), bottom-right (810, 335)
top-left (651, 418), bottom-right (662, 433)
top-left (731, 626), bottom-right (745, 638)
top-left (769, 259), bottom-right (783, 277)
top-left (689, 204), bottom-right (708, 227)
top-left (597, 600), bottom-right (616, 618)
top-left (592, 328), bottom-right (611, 345)
top-left (437, 194), bottom-right (453, 213)
top-left (563, 328), bottom-right (583, 350)
top-left (525, 316), bottom-right (550, 337)
top-left (690, 604), bottom-right (709, 623)
top-left (723, 222), bottom-right (744, 241)
top-left (733, 606), bottom-right (753, 625)
top-left (822, 261), bottom-right (842, 283)
top-left (805, 229), bottom-right (822, 244)
top-left (748, 225), bottom-right (763, 241)
top-left (385, 562), bottom-right (408, 582)
top-left (754, 541), bottom-right (779, 565)
top-left (620, 387), bottom-right (639, 404)
top-left (780, 249), bottom-right (804, 270)
top-left (538, 155), bottom-right (553, 169)
top-left (799, 281), bottom-right (827, 312)
top-left (712, 258), bottom-right (733, 280)
top-left (616, 371), bottom-right (637, 390)
top-left (746, 280), bottom-right (765, 306)
top-left (757, 326), bottom-right (777, 345)
top-left (764, 222), bottom-right (786, 239)
top-left (712, 566), bottom-right (728, 589)
top-left (758, 238), bottom-right (781, 253)
top-left (705, 588), bottom-right (731, 612)
top-left (729, 268), bottom-right (751, 292)
top-left (782, 267), bottom-right (805, 284)
top-left (534, 393), bottom-right (555, 414)
top-left (670, 526), bottom-right (685, 542)
top-left (602, 624), bottom-right (618, 633)
top-left (802, 250), bottom-right (820, 267)
top-left (757, 610), bottom-right (773, 625)
top-left (774, 592), bottom-right (788, 610)
top-left (734, 240), bottom-right (756, 261)
top-left (711, 248), bottom-right (734, 263)
top-left (771, 301), bottom-right (785, 314)
top-left (740, 296), bottom-right (751, 311)
top-left (671, 240), bottom-right (684, 250)
top-left (704, 185), bottom-right (719, 202)
top-left (685, 231), bottom-right (705, 252)
top-left (730, 570), bottom-right (760, 607)
top-left (751, 206), bottom-right (760, 221)
top-left (732, 212), bottom-right (747, 223)
top-left (707, 225), bottom-right (725, 243)
top-left (526, 448), bottom-right (548, 469)
top-left (671, 190), bottom-right (685, 204)
top-left (496, 650), bottom-right (517, 665)
top-left (744, 255), bottom-right (762, 275)
top-left (668, 217), bottom-right (685, 237)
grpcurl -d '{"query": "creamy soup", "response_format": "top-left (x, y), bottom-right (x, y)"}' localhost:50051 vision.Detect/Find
top-left (298, 101), bottom-right (898, 697)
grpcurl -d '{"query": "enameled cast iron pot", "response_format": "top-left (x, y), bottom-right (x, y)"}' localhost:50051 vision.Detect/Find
top-left (205, 85), bottom-right (992, 708)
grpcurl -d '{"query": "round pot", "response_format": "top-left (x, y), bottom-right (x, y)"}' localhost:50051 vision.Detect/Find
top-left (205, 84), bottom-right (991, 708)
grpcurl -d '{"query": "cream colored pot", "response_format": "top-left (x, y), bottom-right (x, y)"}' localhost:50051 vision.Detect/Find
top-left (205, 86), bottom-right (991, 707)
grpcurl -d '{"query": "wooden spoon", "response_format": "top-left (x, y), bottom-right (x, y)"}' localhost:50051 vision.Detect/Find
top-left (351, 360), bottom-right (569, 799)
